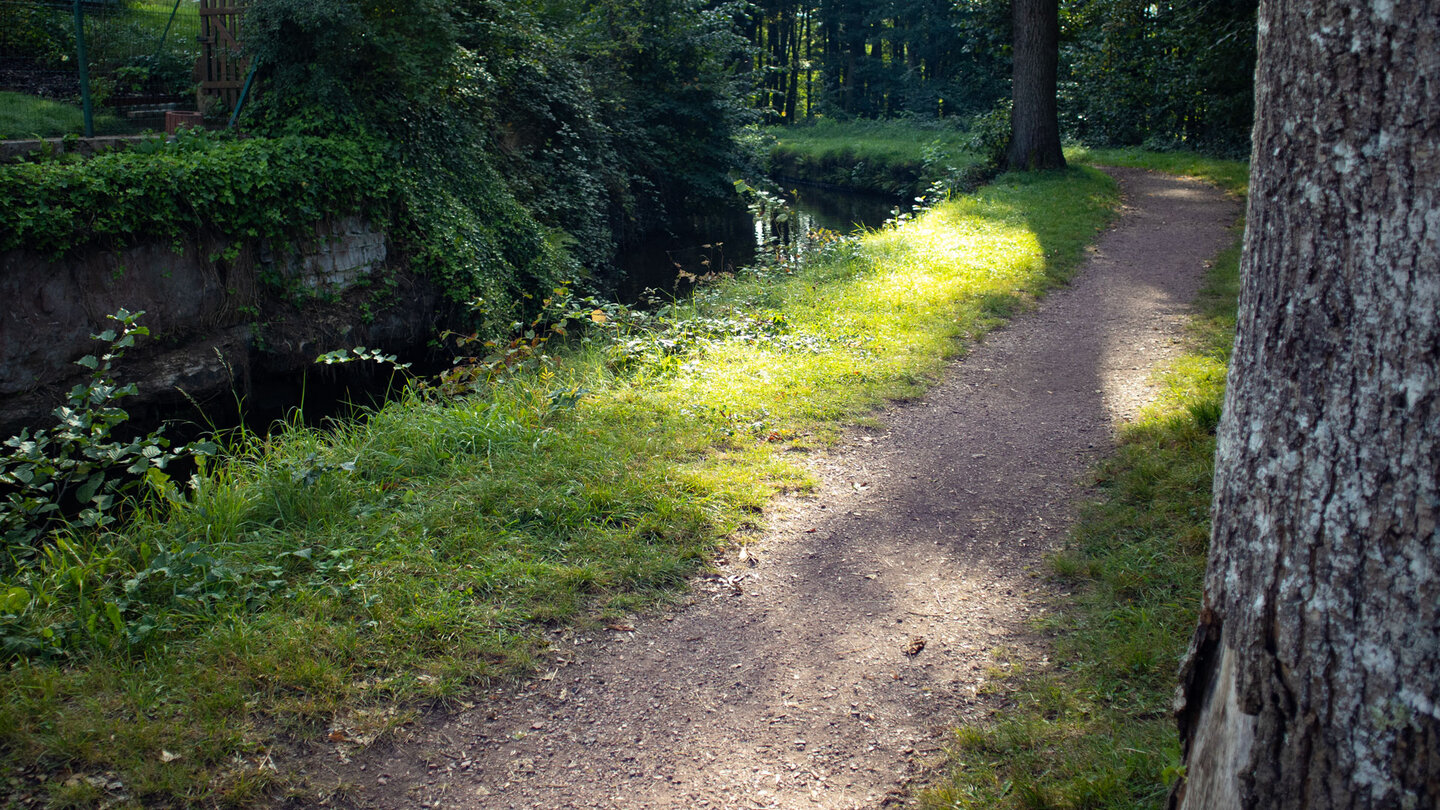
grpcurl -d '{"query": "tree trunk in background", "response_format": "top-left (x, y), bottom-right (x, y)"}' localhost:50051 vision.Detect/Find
top-left (1006, 0), bottom-right (1064, 170)
top-left (1173, 2), bottom-right (1439, 808)
top-left (784, 7), bottom-right (799, 121)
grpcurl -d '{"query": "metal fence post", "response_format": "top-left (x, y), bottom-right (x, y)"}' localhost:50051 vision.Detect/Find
top-left (153, 0), bottom-right (187, 64)
top-left (227, 59), bottom-right (258, 129)
top-left (71, 0), bottom-right (94, 137)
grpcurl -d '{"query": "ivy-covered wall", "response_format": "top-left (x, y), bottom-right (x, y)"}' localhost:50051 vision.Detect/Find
top-left (0, 207), bottom-right (439, 434)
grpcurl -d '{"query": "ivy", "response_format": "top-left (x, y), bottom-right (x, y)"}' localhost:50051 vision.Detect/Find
top-left (0, 127), bottom-right (571, 339)
top-left (0, 130), bottom-right (391, 257)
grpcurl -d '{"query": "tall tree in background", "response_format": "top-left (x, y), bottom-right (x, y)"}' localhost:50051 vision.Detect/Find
top-left (1061, 0), bottom-right (1257, 155)
top-left (742, 0), bottom-right (1011, 122)
top-left (1173, 1), bottom-right (1438, 807)
top-left (1006, 0), bottom-right (1064, 170)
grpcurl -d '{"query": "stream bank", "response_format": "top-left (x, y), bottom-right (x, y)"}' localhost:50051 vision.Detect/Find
top-left (317, 168), bottom-right (1239, 810)
top-left (0, 168), bottom-right (1122, 808)
top-left (0, 181), bottom-right (901, 439)
top-left (615, 184), bottom-right (904, 303)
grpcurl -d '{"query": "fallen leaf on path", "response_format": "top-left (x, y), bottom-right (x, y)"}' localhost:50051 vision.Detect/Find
top-left (903, 636), bottom-right (926, 656)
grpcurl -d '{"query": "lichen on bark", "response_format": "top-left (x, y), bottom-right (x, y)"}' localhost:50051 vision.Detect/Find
top-left (1173, 2), bottom-right (1440, 809)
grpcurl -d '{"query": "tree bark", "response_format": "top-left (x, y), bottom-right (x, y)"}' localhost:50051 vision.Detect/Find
top-left (1006, 0), bottom-right (1064, 171)
top-left (1173, 2), bottom-right (1440, 809)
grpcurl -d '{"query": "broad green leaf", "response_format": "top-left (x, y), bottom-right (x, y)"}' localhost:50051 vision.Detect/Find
top-left (104, 602), bottom-right (125, 636)
top-left (1, 587), bottom-right (29, 614)
top-left (75, 472), bottom-right (104, 504)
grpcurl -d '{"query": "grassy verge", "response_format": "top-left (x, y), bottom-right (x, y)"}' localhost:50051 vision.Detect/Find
top-left (921, 154), bottom-right (1246, 810)
top-left (1065, 146), bottom-right (1250, 198)
top-left (769, 119), bottom-right (984, 196)
top-left (0, 92), bottom-right (125, 140)
top-left (0, 167), bottom-right (1118, 808)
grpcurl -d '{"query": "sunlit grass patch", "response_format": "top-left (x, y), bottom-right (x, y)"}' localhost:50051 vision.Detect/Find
top-left (768, 119), bottom-right (984, 195)
top-left (0, 167), bottom-right (1116, 806)
top-left (772, 118), bottom-right (976, 164)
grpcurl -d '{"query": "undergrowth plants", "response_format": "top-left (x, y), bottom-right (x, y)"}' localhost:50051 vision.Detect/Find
top-left (0, 311), bottom-right (207, 559)
top-left (0, 168), bottom-right (1117, 807)
top-left (0, 131), bottom-right (388, 258)
top-left (768, 119), bottom-right (987, 197)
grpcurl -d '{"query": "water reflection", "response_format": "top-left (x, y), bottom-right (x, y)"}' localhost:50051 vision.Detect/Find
top-left (614, 184), bottom-right (903, 302)
top-left (190, 186), bottom-right (906, 435)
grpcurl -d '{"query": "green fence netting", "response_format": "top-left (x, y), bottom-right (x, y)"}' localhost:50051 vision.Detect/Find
top-left (1, 0), bottom-right (202, 136)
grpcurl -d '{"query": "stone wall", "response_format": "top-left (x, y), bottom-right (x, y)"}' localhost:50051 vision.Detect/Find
top-left (0, 216), bottom-right (441, 433)
top-left (0, 136), bottom-right (146, 164)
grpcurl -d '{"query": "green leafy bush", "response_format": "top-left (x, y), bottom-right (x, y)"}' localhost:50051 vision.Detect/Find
top-left (965, 98), bottom-right (1013, 169)
top-left (0, 2), bottom-right (72, 66)
top-left (0, 311), bottom-right (210, 567)
top-left (241, 0), bottom-right (749, 296)
top-left (0, 130), bottom-right (388, 256)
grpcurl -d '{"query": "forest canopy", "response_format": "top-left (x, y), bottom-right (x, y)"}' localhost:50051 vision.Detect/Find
top-left (743, 0), bottom-right (1257, 155)
top-left (227, 0), bottom-right (1255, 328)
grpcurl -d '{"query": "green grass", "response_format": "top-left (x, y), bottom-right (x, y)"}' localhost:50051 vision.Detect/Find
top-left (0, 92), bottom-right (125, 140)
top-left (774, 119), bottom-right (976, 166)
top-left (921, 154), bottom-right (1246, 810)
top-left (769, 119), bottom-right (985, 196)
top-left (0, 166), bottom-right (1118, 807)
top-left (0, 0), bottom-right (200, 140)
top-left (1066, 146), bottom-right (1250, 199)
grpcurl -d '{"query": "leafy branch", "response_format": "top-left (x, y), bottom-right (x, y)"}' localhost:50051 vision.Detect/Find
top-left (0, 310), bottom-right (214, 566)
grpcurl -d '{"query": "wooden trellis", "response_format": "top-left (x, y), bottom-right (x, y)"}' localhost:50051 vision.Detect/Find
top-left (195, 0), bottom-right (246, 112)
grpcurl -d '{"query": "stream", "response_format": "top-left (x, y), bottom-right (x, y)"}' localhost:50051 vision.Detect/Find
top-left (613, 183), bottom-right (904, 302)
top-left (178, 184), bottom-right (906, 434)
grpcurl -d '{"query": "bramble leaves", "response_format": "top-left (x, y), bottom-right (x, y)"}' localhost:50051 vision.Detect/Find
top-left (0, 312), bottom-right (207, 569)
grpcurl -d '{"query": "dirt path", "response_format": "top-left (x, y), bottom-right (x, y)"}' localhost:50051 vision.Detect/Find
top-left (319, 168), bottom-right (1239, 809)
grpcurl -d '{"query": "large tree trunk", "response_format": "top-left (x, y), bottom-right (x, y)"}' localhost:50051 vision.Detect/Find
top-left (1006, 0), bottom-right (1064, 171)
top-left (1173, 2), bottom-right (1440, 808)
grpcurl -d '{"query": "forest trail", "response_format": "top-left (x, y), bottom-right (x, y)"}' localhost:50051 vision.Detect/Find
top-left (324, 168), bottom-right (1239, 809)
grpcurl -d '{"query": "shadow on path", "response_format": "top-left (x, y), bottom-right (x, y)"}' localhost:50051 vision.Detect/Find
top-left (325, 168), bottom-right (1239, 810)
